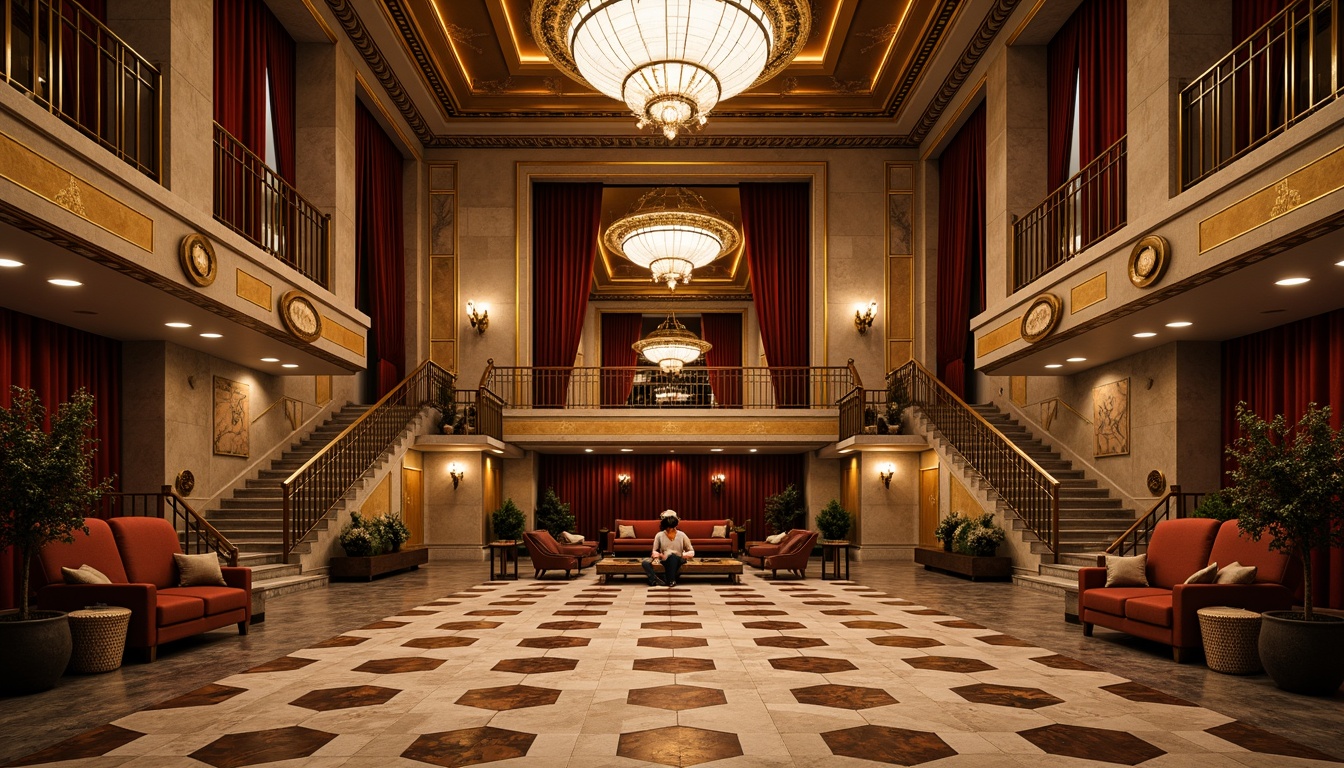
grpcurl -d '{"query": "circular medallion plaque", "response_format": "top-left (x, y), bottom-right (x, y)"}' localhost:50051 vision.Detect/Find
top-left (175, 469), bottom-right (196, 496)
top-left (279, 291), bottom-right (322, 343)
top-left (1020, 293), bottom-right (1063, 344)
top-left (1147, 469), bottom-right (1167, 496)
top-left (1128, 235), bottom-right (1170, 288)
top-left (178, 234), bottom-right (217, 287)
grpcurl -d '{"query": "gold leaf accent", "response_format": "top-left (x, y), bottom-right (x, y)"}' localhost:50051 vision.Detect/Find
top-left (1269, 178), bottom-right (1302, 217)
top-left (53, 175), bottom-right (87, 216)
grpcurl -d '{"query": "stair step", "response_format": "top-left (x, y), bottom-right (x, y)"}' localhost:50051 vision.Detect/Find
top-left (1058, 552), bottom-right (1107, 567)
top-left (1039, 563), bottom-right (1082, 581)
top-left (249, 562), bottom-right (303, 581)
top-left (237, 552), bottom-right (284, 567)
top-left (1012, 573), bottom-right (1077, 597)
top-left (220, 498), bottom-right (285, 510)
top-left (252, 573), bottom-right (329, 599)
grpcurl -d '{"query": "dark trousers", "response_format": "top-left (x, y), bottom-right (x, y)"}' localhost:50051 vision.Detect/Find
top-left (641, 553), bottom-right (684, 584)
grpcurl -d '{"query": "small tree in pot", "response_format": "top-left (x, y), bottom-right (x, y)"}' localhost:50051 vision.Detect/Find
top-left (491, 499), bottom-right (525, 542)
top-left (1224, 402), bottom-right (1344, 695)
top-left (764, 484), bottom-right (804, 535)
top-left (816, 500), bottom-right (852, 542)
top-left (534, 487), bottom-right (575, 538)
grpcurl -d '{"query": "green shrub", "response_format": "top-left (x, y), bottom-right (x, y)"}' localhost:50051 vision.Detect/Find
top-left (952, 512), bottom-right (1005, 557)
top-left (372, 513), bottom-right (411, 551)
top-left (816, 500), bottom-right (852, 541)
top-left (491, 498), bottom-right (526, 541)
top-left (934, 512), bottom-right (966, 545)
top-left (339, 511), bottom-right (387, 556)
top-left (1191, 489), bottom-right (1237, 521)
top-left (764, 484), bottom-right (804, 534)
top-left (535, 487), bottom-right (575, 537)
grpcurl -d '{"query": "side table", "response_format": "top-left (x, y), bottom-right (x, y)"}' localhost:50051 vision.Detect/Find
top-left (1197, 606), bottom-right (1262, 674)
top-left (485, 540), bottom-right (519, 581)
top-left (821, 540), bottom-right (853, 581)
top-left (67, 606), bottom-right (131, 674)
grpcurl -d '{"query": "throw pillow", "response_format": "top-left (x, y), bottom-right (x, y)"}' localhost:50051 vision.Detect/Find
top-left (61, 564), bottom-right (111, 585)
top-left (618, 525), bottom-right (636, 539)
top-left (561, 531), bottom-right (585, 544)
top-left (1184, 562), bottom-right (1218, 584)
top-left (711, 525), bottom-right (727, 538)
top-left (174, 552), bottom-right (227, 587)
top-left (1104, 553), bottom-right (1149, 587)
top-left (765, 532), bottom-right (787, 544)
top-left (1215, 562), bottom-right (1258, 584)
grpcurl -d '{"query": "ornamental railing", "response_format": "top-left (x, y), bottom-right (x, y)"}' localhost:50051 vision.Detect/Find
top-left (100, 487), bottom-right (238, 566)
top-left (1181, 0), bottom-right (1341, 189)
top-left (2, 0), bottom-right (160, 179)
top-left (1012, 136), bottom-right (1126, 291)
top-left (1106, 485), bottom-right (1207, 557)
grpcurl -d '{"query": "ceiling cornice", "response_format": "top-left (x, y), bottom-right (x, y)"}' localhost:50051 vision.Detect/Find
top-left (423, 134), bottom-right (919, 150)
top-left (907, 0), bottom-right (1020, 145)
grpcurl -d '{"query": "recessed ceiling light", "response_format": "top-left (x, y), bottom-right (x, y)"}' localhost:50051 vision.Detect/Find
top-left (1336, 259), bottom-right (1344, 267)
top-left (491, 449), bottom-right (504, 455)
top-left (165, 322), bottom-right (191, 328)
top-left (48, 278), bottom-right (81, 287)
top-left (584, 448), bottom-right (593, 453)
top-left (1045, 364), bottom-right (1063, 369)
top-left (1275, 277), bottom-right (1310, 286)
top-left (199, 332), bottom-right (222, 339)
top-left (711, 448), bottom-right (723, 452)
top-left (281, 363), bottom-right (298, 369)
top-left (261, 357), bottom-right (279, 363)
top-left (0, 258), bottom-right (23, 268)
top-left (620, 448), bottom-right (634, 452)
top-left (838, 449), bottom-right (851, 454)
top-left (1165, 321), bottom-right (1193, 328)
top-left (1066, 357), bottom-right (1087, 363)
top-left (749, 448), bottom-right (757, 453)
top-left (1133, 332), bottom-right (1157, 338)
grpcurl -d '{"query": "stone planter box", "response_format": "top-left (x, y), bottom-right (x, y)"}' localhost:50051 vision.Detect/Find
top-left (330, 546), bottom-right (429, 581)
top-left (914, 546), bottom-right (1012, 581)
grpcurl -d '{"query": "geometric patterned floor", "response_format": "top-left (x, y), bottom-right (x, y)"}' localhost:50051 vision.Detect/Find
top-left (9, 573), bottom-right (1341, 767)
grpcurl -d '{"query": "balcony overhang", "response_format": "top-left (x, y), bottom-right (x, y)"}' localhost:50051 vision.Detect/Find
top-left (501, 408), bottom-right (840, 451)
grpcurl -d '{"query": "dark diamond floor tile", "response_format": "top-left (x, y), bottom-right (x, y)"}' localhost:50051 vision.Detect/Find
top-left (457, 684), bottom-right (561, 710)
top-left (903, 656), bottom-right (996, 673)
top-left (403, 636), bottom-right (478, 649)
top-left (397, 609), bottom-right (437, 616)
top-left (869, 636), bottom-right (942, 648)
top-left (904, 609), bottom-right (948, 615)
top-left (244, 656), bottom-right (317, 674)
top-left (975, 634), bottom-right (1034, 647)
top-left (634, 657), bottom-right (716, 674)
top-left (489, 601), bottom-right (534, 606)
top-left (189, 726), bottom-right (337, 768)
top-left (1019, 724), bottom-right (1165, 765)
top-left (426, 601), bottom-right (459, 607)
top-left (743, 620), bottom-right (806, 630)
top-left (952, 683), bottom-right (1063, 709)
top-left (308, 635), bottom-right (367, 648)
top-left (359, 621), bottom-right (410, 630)
top-left (789, 593), bottom-right (834, 598)
top-left (564, 601), bottom-right (610, 606)
top-left (1206, 721), bottom-right (1344, 762)
top-left (553, 609), bottom-right (606, 616)
top-left (638, 636), bottom-right (708, 649)
top-left (8, 725), bottom-right (143, 766)
top-left (821, 609), bottom-right (876, 616)
top-left (754, 636), bottom-right (827, 648)
top-left (769, 656), bottom-right (858, 673)
top-left (734, 609), bottom-right (788, 616)
top-left (841, 620), bottom-right (906, 630)
top-left (518, 636), bottom-right (590, 649)
top-left (537, 620), bottom-right (601, 630)
top-left (402, 726), bottom-right (534, 767)
top-left (802, 600), bottom-right (850, 606)
top-left (290, 685), bottom-right (400, 711)
top-left (627, 684), bottom-right (727, 710)
top-left (936, 620), bottom-right (986, 629)
top-left (645, 601), bottom-right (695, 606)
top-left (1031, 654), bottom-right (1100, 671)
top-left (465, 610), bottom-right (520, 616)
top-left (822, 724), bottom-right (957, 765)
top-left (492, 657), bottom-right (580, 674)
top-left (793, 684), bottom-right (897, 709)
top-left (617, 726), bottom-right (742, 766)
top-left (147, 683), bottom-right (247, 709)
top-left (354, 657), bottom-right (446, 674)
top-left (438, 621), bottom-right (503, 631)
top-left (725, 600), bottom-right (774, 605)
top-left (645, 610), bottom-right (698, 616)
top-left (1101, 682), bottom-right (1196, 706)
top-left (641, 621), bottom-right (701, 630)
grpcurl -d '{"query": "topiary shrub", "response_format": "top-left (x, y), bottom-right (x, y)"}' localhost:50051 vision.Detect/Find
top-left (764, 484), bottom-right (804, 534)
top-left (534, 487), bottom-right (575, 538)
top-left (491, 498), bottom-right (526, 542)
top-left (952, 512), bottom-right (1005, 557)
top-left (816, 500), bottom-right (852, 541)
top-left (1191, 489), bottom-right (1237, 522)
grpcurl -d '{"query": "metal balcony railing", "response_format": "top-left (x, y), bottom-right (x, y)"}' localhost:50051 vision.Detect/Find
top-left (2, 0), bottom-right (160, 180)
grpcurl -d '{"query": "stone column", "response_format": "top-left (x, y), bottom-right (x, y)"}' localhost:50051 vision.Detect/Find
top-left (295, 43), bottom-right (356, 303)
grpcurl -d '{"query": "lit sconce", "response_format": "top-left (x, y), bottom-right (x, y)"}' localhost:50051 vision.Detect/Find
top-left (879, 462), bottom-right (896, 489)
top-left (448, 461), bottom-right (465, 489)
top-left (854, 301), bottom-right (877, 334)
top-left (710, 473), bottom-right (726, 494)
top-left (466, 300), bottom-right (489, 334)
top-left (617, 473), bottom-right (632, 493)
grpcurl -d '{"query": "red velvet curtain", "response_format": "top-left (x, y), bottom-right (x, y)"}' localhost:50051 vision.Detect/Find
top-left (1046, 16), bottom-right (1080, 189)
top-left (1076, 0), bottom-right (1127, 166)
top-left (1222, 308), bottom-right (1344, 610)
top-left (265, 17), bottom-right (297, 185)
top-left (0, 308), bottom-right (121, 611)
top-left (532, 182), bottom-right (604, 407)
top-left (600, 313), bottom-right (642, 407)
top-left (57, 0), bottom-right (107, 138)
top-left (740, 182), bottom-right (810, 407)
top-left (702, 313), bottom-right (743, 408)
top-left (538, 453), bottom-right (805, 543)
top-left (1233, 0), bottom-right (1288, 151)
top-left (213, 0), bottom-right (269, 154)
top-left (355, 102), bottom-right (406, 399)
top-left (935, 104), bottom-right (986, 400)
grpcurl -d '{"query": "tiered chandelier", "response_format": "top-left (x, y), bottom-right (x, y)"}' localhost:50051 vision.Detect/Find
top-left (633, 315), bottom-right (711, 374)
top-left (604, 187), bottom-right (740, 291)
top-left (532, 0), bottom-right (811, 141)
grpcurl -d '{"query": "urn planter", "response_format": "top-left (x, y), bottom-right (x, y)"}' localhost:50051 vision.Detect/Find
top-left (1258, 610), bottom-right (1344, 695)
top-left (0, 610), bottom-right (73, 694)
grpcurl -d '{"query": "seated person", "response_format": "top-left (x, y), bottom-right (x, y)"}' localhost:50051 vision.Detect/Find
top-left (641, 514), bottom-right (695, 587)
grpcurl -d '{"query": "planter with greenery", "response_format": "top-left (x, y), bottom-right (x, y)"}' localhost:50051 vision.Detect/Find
top-left (331, 511), bottom-right (424, 581)
top-left (877, 374), bottom-right (914, 434)
top-left (1191, 489), bottom-right (1237, 522)
top-left (535, 487), bottom-right (575, 538)
top-left (491, 499), bottom-right (526, 542)
top-left (764, 484), bottom-right (804, 534)
top-left (0, 388), bottom-right (114, 694)
top-left (952, 512), bottom-right (1006, 557)
top-left (816, 500), bottom-right (852, 542)
top-left (1225, 403), bottom-right (1344, 695)
top-left (933, 512), bottom-right (966, 552)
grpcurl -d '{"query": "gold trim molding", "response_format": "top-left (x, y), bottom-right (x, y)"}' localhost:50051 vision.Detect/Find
top-left (236, 269), bottom-right (273, 309)
top-left (1070, 273), bottom-right (1107, 313)
top-left (504, 419), bottom-right (837, 437)
top-left (1200, 143), bottom-right (1344, 253)
top-left (977, 317), bottom-right (1023, 357)
top-left (321, 315), bottom-right (366, 355)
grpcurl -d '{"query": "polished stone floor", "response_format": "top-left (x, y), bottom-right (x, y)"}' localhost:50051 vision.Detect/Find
top-left (1, 559), bottom-right (1340, 767)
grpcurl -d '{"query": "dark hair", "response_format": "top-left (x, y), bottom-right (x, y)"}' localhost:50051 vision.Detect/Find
top-left (660, 515), bottom-right (679, 530)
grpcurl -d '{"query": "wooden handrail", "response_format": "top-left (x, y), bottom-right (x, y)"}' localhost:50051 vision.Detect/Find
top-left (1106, 485), bottom-right (1207, 556)
top-left (101, 488), bottom-right (238, 566)
top-left (847, 358), bottom-right (863, 390)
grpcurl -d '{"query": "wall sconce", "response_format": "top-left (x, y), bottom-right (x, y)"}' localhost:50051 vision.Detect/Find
top-left (466, 300), bottom-right (489, 334)
top-left (710, 473), bottom-right (726, 494)
top-left (448, 461), bottom-right (465, 489)
top-left (879, 462), bottom-right (896, 488)
top-left (854, 301), bottom-right (877, 334)
top-left (617, 473), bottom-right (632, 493)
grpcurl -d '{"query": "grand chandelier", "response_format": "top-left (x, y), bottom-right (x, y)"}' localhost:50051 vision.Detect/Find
top-left (532, 0), bottom-right (811, 141)
top-left (633, 315), bottom-right (711, 374)
top-left (605, 188), bottom-right (740, 290)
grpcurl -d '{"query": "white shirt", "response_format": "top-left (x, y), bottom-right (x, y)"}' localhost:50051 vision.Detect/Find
top-left (651, 530), bottom-right (695, 559)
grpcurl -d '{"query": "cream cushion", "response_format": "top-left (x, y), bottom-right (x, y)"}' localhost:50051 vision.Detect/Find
top-left (1104, 554), bottom-right (1149, 587)
top-left (765, 532), bottom-right (787, 544)
top-left (711, 525), bottom-right (727, 538)
top-left (1215, 561), bottom-right (1258, 584)
top-left (61, 564), bottom-right (111, 585)
top-left (173, 552), bottom-right (226, 587)
top-left (1184, 562), bottom-right (1219, 584)
top-left (561, 531), bottom-right (585, 544)
top-left (618, 525), bottom-right (636, 539)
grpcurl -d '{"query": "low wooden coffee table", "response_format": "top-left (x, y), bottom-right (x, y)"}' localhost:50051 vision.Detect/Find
top-left (596, 558), bottom-right (743, 583)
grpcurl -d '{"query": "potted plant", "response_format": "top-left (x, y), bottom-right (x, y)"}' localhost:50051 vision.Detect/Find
top-left (764, 484), bottom-right (804, 534)
top-left (882, 373), bottom-right (913, 435)
top-left (373, 513), bottom-right (411, 553)
top-left (952, 512), bottom-right (1006, 557)
top-left (934, 512), bottom-right (966, 552)
top-left (434, 385), bottom-right (457, 435)
top-left (491, 499), bottom-right (525, 542)
top-left (1190, 489), bottom-right (1237, 522)
top-left (1224, 402), bottom-right (1344, 695)
top-left (535, 487), bottom-right (575, 538)
top-left (339, 511), bottom-right (385, 557)
top-left (332, 511), bottom-right (427, 580)
top-left (0, 387), bottom-right (114, 694)
top-left (816, 500), bottom-right (852, 542)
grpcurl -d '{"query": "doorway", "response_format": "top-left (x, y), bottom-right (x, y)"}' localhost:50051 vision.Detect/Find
top-left (919, 466), bottom-right (939, 548)
top-left (401, 466), bottom-right (423, 546)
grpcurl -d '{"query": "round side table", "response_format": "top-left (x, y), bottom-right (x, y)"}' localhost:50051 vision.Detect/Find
top-left (67, 606), bottom-right (131, 674)
top-left (1197, 606), bottom-right (1263, 675)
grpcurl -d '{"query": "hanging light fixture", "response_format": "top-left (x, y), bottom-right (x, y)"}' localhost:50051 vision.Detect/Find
top-left (605, 188), bottom-right (740, 291)
top-left (532, 0), bottom-right (810, 141)
top-left (633, 315), bottom-right (711, 374)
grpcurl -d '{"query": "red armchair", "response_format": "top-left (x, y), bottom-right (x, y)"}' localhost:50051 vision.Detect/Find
top-left (35, 517), bottom-right (251, 661)
top-left (765, 530), bottom-right (818, 579)
top-left (522, 530), bottom-right (600, 579)
top-left (744, 529), bottom-right (810, 569)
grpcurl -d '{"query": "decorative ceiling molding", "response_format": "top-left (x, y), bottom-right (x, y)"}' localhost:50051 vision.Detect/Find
top-left (424, 135), bottom-right (919, 150)
top-left (881, 0), bottom-right (961, 118)
top-left (325, 0), bottom-right (437, 144)
top-left (907, 0), bottom-right (1021, 144)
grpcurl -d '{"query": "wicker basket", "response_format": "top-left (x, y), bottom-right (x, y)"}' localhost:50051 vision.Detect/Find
top-left (1198, 606), bottom-right (1263, 675)
top-left (67, 607), bottom-right (131, 674)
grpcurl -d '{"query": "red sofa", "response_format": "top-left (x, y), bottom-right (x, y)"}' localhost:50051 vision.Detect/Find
top-left (610, 518), bottom-right (736, 556)
top-left (35, 517), bottom-right (251, 661)
top-left (522, 530), bottom-right (600, 579)
top-left (1079, 518), bottom-right (1295, 662)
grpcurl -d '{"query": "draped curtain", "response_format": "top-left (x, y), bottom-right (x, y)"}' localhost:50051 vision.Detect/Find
top-left (1046, 17), bottom-right (1080, 189)
top-left (600, 313), bottom-right (643, 407)
top-left (265, 18), bottom-right (297, 184)
top-left (58, 0), bottom-right (107, 138)
top-left (1222, 308), bottom-right (1344, 610)
top-left (538, 454), bottom-right (806, 544)
top-left (935, 104), bottom-right (986, 400)
top-left (1076, 0), bottom-right (1127, 165)
top-left (701, 313), bottom-right (743, 408)
top-left (740, 182), bottom-right (810, 407)
top-left (532, 183), bottom-right (604, 407)
top-left (1233, 0), bottom-right (1289, 151)
top-left (355, 102), bottom-right (406, 399)
top-left (0, 308), bottom-right (121, 611)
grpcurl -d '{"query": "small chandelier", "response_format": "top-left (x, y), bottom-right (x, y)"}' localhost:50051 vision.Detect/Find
top-left (633, 315), bottom-right (711, 374)
top-left (532, 0), bottom-right (811, 141)
top-left (605, 188), bottom-right (740, 290)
